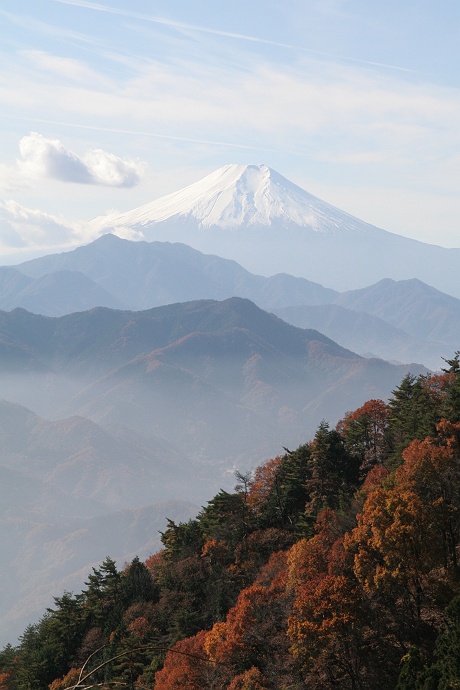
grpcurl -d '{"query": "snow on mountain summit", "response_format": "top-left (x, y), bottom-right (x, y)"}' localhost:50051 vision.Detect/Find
top-left (77, 164), bottom-right (460, 296)
top-left (91, 164), bottom-right (364, 234)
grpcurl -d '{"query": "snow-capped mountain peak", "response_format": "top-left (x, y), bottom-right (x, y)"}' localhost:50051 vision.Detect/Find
top-left (85, 162), bottom-right (460, 297)
top-left (91, 163), bottom-right (361, 233)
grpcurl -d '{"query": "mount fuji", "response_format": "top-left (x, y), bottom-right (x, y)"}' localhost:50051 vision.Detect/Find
top-left (90, 164), bottom-right (460, 297)
top-left (91, 163), bottom-right (360, 231)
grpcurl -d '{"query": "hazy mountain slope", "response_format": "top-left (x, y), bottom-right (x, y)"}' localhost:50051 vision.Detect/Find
top-left (16, 234), bottom-right (337, 311)
top-left (274, 303), bottom-right (448, 370)
top-left (0, 497), bottom-right (197, 648)
top-left (0, 398), bottom-right (200, 647)
top-left (0, 263), bottom-right (127, 316)
top-left (335, 278), bottom-right (460, 349)
top-left (68, 327), bottom-right (312, 464)
top-left (87, 164), bottom-right (460, 297)
top-left (0, 267), bottom-right (34, 298)
top-left (10, 235), bottom-right (459, 370)
top-left (42, 298), bottom-right (425, 461)
top-left (6, 270), bottom-right (126, 315)
top-left (69, 325), bottom-right (419, 466)
top-left (0, 297), bottom-right (352, 373)
top-left (0, 298), bottom-right (426, 459)
top-left (0, 400), bottom-right (196, 509)
top-left (0, 307), bottom-right (148, 382)
top-left (0, 333), bottom-right (52, 373)
top-left (0, 463), bottom-right (79, 522)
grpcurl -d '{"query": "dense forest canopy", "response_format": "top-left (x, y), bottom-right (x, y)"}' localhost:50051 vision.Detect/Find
top-left (2, 355), bottom-right (460, 689)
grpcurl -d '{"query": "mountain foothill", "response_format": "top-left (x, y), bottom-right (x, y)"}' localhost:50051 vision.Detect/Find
top-left (0, 163), bottom-right (459, 663)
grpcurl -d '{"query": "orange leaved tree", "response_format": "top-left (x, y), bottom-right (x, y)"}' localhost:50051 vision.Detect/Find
top-left (154, 630), bottom-right (212, 690)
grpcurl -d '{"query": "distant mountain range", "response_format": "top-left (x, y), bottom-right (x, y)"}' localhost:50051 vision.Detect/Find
top-left (0, 296), bottom-right (430, 525)
top-left (14, 233), bottom-right (336, 311)
top-left (0, 297), bottom-right (425, 448)
top-left (1, 234), bottom-right (457, 369)
top-left (0, 295), bottom-right (431, 645)
top-left (88, 163), bottom-right (460, 297)
top-left (1, 495), bottom-right (197, 646)
top-left (274, 277), bottom-right (460, 370)
top-left (0, 400), bottom-right (203, 509)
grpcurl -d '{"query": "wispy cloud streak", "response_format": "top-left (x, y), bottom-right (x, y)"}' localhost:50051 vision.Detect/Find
top-left (6, 116), bottom-right (293, 155)
top-left (52, 0), bottom-right (416, 73)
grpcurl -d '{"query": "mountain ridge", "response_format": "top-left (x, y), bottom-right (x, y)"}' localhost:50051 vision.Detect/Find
top-left (85, 164), bottom-right (460, 296)
top-left (0, 297), bottom-right (427, 459)
top-left (6, 234), bottom-right (458, 369)
top-left (16, 234), bottom-right (338, 311)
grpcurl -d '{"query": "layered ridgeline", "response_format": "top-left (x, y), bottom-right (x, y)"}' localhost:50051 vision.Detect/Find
top-left (0, 298), bottom-right (425, 459)
top-left (0, 297), bottom-right (428, 645)
top-left (8, 235), bottom-right (460, 370)
top-left (89, 163), bottom-right (460, 296)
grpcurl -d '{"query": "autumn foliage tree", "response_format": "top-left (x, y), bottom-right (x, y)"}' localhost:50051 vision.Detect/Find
top-left (227, 666), bottom-right (273, 689)
top-left (346, 419), bottom-right (460, 670)
top-left (4, 362), bottom-right (460, 690)
top-left (338, 399), bottom-right (391, 472)
top-left (153, 630), bottom-right (211, 690)
top-left (203, 551), bottom-right (294, 687)
top-left (287, 509), bottom-right (379, 689)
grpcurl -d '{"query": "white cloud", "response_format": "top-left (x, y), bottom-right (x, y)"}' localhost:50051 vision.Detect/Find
top-left (82, 149), bottom-right (144, 187)
top-left (0, 199), bottom-right (88, 249)
top-left (0, 163), bottom-right (31, 194)
top-left (2, 44), bottom-right (458, 179)
top-left (19, 132), bottom-right (91, 183)
top-left (0, 199), bottom-right (146, 256)
top-left (17, 132), bottom-right (145, 187)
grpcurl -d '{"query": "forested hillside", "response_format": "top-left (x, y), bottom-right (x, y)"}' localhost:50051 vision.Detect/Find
top-left (2, 356), bottom-right (460, 689)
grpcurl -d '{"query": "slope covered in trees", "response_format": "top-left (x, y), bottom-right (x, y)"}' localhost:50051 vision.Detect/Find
top-left (2, 356), bottom-right (460, 689)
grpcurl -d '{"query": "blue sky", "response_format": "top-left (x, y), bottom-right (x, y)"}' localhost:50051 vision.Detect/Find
top-left (0, 0), bottom-right (459, 260)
